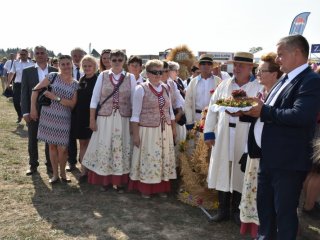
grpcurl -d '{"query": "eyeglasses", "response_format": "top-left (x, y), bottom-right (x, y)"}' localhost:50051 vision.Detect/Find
top-left (256, 69), bottom-right (270, 74)
top-left (111, 59), bottom-right (123, 63)
top-left (147, 70), bottom-right (163, 76)
top-left (35, 52), bottom-right (46, 55)
top-left (199, 62), bottom-right (213, 66)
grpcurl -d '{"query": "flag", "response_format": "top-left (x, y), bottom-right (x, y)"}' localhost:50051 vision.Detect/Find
top-left (289, 12), bottom-right (311, 35)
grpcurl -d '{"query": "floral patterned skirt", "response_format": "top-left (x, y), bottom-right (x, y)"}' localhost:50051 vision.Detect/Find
top-left (239, 157), bottom-right (260, 226)
top-left (129, 124), bottom-right (176, 187)
top-left (82, 111), bottom-right (131, 177)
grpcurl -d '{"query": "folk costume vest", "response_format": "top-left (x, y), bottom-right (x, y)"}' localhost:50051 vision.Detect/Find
top-left (139, 82), bottom-right (171, 128)
top-left (99, 71), bottom-right (132, 117)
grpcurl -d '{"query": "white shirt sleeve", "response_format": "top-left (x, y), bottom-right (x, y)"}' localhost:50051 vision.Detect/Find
top-left (90, 72), bottom-right (103, 108)
top-left (172, 81), bottom-right (184, 109)
top-left (129, 73), bottom-right (137, 105)
top-left (10, 61), bottom-right (16, 73)
top-left (169, 99), bottom-right (175, 120)
top-left (130, 85), bottom-right (144, 122)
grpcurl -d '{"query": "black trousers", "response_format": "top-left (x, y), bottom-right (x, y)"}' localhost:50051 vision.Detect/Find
top-left (257, 169), bottom-right (307, 240)
top-left (68, 111), bottom-right (77, 165)
top-left (13, 82), bottom-right (22, 118)
top-left (27, 120), bottom-right (51, 168)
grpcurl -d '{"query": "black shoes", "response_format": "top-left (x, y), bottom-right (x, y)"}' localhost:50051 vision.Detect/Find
top-left (60, 177), bottom-right (71, 183)
top-left (232, 211), bottom-right (241, 226)
top-left (66, 164), bottom-right (77, 172)
top-left (78, 175), bottom-right (88, 184)
top-left (49, 177), bottom-right (60, 184)
top-left (16, 117), bottom-right (22, 123)
top-left (210, 209), bottom-right (230, 222)
top-left (26, 167), bottom-right (37, 176)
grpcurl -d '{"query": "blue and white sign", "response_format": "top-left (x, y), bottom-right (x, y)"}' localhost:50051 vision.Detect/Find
top-left (311, 44), bottom-right (320, 53)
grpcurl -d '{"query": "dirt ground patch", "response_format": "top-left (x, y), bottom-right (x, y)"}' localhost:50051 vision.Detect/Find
top-left (0, 94), bottom-right (253, 240)
top-left (1, 92), bottom-right (318, 240)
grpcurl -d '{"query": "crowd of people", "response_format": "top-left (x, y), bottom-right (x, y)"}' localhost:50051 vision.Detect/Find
top-left (1, 34), bottom-right (320, 240)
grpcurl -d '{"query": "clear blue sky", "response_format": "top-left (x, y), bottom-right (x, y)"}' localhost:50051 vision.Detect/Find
top-left (3, 0), bottom-right (320, 58)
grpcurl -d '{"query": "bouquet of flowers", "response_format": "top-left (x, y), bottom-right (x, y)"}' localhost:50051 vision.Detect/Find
top-left (193, 107), bottom-right (208, 132)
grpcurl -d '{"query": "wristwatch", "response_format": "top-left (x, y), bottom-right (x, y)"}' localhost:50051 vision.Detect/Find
top-left (55, 96), bottom-right (61, 102)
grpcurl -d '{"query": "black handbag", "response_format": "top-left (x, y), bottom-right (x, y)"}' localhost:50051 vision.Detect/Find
top-left (173, 109), bottom-right (186, 126)
top-left (3, 85), bottom-right (13, 98)
top-left (34, 73), bottom-right (58, 107)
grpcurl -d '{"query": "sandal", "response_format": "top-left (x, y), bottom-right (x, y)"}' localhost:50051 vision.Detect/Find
top-left (49, 177), bottom-right (60, 184)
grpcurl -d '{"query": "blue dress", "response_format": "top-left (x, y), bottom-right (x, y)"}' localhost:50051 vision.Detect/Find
top-left (38, 72), bottom-right (78, 146)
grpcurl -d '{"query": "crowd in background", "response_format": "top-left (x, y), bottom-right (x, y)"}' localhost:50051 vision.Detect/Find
top-left (1, 34), bottom-right (320, 240)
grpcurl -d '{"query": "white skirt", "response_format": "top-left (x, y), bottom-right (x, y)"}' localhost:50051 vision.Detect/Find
top-left (130, 124), bottom-right (177, 184)
top-left (239, 157), bottom-right (260, 225)
top-left (82, 111), bottom-right (131, 176)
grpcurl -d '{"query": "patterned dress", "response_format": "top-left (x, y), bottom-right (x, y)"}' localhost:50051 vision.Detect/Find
top-left (37, 73), bottom-right (78, 146)
top-left (129, 82), bottom-right (176, 195)
top-left (82, 71), bottom-right (133, 187)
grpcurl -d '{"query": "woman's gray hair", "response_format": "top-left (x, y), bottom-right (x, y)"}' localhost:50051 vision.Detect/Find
top-left (168, 61), bottom-right (180, 71)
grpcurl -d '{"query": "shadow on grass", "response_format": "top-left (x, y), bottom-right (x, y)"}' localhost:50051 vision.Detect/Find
top-left (30, 173), bottom-right (250, 240)
top-left (11, 124), bottom-right (28, 138)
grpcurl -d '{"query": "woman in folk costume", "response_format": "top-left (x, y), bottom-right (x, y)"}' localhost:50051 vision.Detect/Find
top-left (129, 59), bottom-right (177, 198)
top-left (82, 49), bottom-right (137, 192)
top-left (204, 52), bottom-right (261, 225)
top-left (161, 61), bottom-right (185, 145)
top-left (238, 52), bottom-right (282, 238)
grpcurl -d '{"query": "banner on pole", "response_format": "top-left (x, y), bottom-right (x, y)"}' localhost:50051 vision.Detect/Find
top-left (311, 44), bottom-right (320, 53)
top-left (289, 12), bottom-right (310, 35)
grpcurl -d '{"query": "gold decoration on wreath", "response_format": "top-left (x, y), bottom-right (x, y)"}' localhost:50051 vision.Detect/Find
top-left (177, 108), bottom-right (218, 210)
top-left (166, 45), bottom-right (197, 80)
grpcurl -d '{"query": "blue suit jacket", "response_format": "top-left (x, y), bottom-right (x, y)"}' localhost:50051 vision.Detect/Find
top-left (260, 67), bottom-right (320, 171)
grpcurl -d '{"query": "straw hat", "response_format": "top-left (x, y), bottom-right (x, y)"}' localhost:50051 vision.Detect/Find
top-left (227, 52), bottom-right (256, 65)
top-left (198, 54), bottom-right (220, 67)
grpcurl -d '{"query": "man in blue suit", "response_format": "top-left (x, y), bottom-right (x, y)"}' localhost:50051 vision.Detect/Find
top-left (244, 35), bottom-right (320, 239)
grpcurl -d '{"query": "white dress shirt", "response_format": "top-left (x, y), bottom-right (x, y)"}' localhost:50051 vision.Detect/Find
top-left (4, 59), bottom-right (15, 72)
top-left (220, 71), bottom-right (232, 81)
top-left (35, 63), bottom-right (49, 82)
top-left (195, 75), bottom-right (217, 112)
top-left (131, 81), bottom-right (175, 123)
top-left (136, 74), bottom-right (145, 85)
top-left (165, 78), bottom-right (185, 109)
top-left (90, 70), bottom-right (136, 108)
top-left (73, 64), bottom-right (84, 81)
top-left (254, 63), bottom-right (309, 147)
top-left (23, 64), bottom-right (49, 117)
top-left (10, 60), bottom-right (34, 83)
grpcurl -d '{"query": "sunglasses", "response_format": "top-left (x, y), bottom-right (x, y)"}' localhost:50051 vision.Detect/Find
top-left (199, 62), bottom-right (213, 66)
top-left (111, 59), bottom-right (123, 63)
top-left (147, 70), bottom-right (163, 76)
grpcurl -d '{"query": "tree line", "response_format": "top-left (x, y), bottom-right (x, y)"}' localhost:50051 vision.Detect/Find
top-left (0, 48), bottom-right (57, 59)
